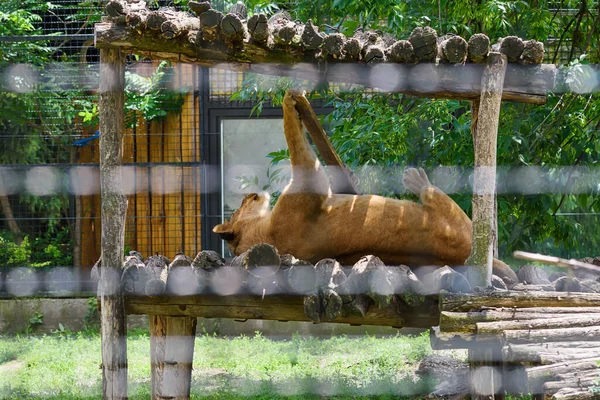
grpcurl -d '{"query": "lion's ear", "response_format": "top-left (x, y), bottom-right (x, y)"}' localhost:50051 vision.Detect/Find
top-left (213, 222), bottom-right (234, 241)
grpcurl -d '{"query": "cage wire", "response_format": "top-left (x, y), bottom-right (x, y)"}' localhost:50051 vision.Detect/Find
top-left (0, 0), bottom-right (598, 299)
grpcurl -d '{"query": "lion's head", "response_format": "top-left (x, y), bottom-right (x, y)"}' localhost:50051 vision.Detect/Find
top-left (212, 192), bottom-right (271, 254)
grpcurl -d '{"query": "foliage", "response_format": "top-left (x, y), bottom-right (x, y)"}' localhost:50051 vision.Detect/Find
top-left (0, 1), bottom-right (186, 267)
top-left (21, 312), bottom-right (44, 337)
top-left (81, 297), bottom-right (100, 334)
top-left (0, 229), bottom-right (72, 268)
top-left (234, 148), bottom-right (290, 205)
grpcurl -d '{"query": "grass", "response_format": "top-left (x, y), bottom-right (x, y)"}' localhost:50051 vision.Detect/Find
top-left (0, 330), bottom-right (439, 399)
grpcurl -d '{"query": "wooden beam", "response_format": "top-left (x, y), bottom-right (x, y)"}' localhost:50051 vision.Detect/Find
top-left (122, 294), bottom-right (440, 329)
top-left (99, 48), bottom-right (128, 400)
top-left (466, 52), bottom-right (507, 289)
top-left (94, 23), bottom-right (556, 105)
top-left (441, 291), bottom-right (600, 312)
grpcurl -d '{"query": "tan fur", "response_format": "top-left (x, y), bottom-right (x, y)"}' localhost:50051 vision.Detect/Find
top-left (214, 91), bottom-right (518, 286)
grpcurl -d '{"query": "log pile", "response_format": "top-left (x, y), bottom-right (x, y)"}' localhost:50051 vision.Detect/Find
top-left (102, 0), bottom-right (544, 65)
top-left (92, 243), bottom-right (514, 328)
top-left (436, 279), bottom-right (600, 399)
top-left (94, 0), bottom-right (558, 105)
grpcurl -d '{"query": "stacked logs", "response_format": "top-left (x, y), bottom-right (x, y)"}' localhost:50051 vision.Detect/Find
top-left (101, 0), bottom-right (544, 66)
top-left (93, 243), bottom-right (487, 324)
top-left (436, 283), bottom-right (600, 399)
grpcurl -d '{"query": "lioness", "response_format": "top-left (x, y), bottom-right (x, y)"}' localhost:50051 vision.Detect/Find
top-left (214, 90), bottom-right (518, 286)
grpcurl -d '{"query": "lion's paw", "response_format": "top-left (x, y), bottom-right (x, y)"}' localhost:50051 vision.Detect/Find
top-left (283, 89), bottom-right (308, 109)
top-left (402, 167), bottom-right (432, 196)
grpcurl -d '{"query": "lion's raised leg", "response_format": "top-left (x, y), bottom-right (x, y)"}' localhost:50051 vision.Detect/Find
top-left (403, 168), bottom-right (518, 285)
top-left (280, 90), bottom-right (330, 196)
top-left (403, 167), bottom-right (467, 219)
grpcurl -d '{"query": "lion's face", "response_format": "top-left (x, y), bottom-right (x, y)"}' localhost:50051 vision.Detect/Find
top-left (212, 192), bottom-right (271, 254)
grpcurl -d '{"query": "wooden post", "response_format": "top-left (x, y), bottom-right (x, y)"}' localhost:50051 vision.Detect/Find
top-left (470, 100), bottom-right (499, 259)
top-left (466, 52), bottom-right (507, 289)
top-left (99, 47), bottom-right (128, 400)
top-left (150, 315), bottom-right (197, 400)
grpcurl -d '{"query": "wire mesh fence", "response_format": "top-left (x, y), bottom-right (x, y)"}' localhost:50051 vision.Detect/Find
top-left (1, 0), bottom-right (599, 299)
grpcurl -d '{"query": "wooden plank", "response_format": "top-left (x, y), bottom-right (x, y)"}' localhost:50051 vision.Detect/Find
top-left (99, 47), bottom-right (128, 400)
top-left (440, 309), bottom-right (600, 333)
top-left (477, 314), bottom-right (600, 334)
top-left (122, 294), bottom-right (440, 328)
top-left (135, 119), bottom-right (151, 258)
top-left (504, 342), bottom-right (600, 364)
top-left (77, 127), bottom-right (101, 270)
top-left (441, 291), bottom-right (600, 312)
top-left (504, 325), bottom-right (600, 344)
top-left (179, 66), bottom-right (198, 255)
top-left (150, 119), bottom-right (166, 256)
top-left (94, 23), bottom-right (556, 105)
top-left (466, 52), bottom-right (507, 288)
top-left (163, 108), bottom-right (184, 259)
top-left (123, 125), bottom-right (137, 252)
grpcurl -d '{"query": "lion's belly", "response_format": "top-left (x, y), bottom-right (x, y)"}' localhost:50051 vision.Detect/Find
top-left (269, 193), bottom-right (471, 266)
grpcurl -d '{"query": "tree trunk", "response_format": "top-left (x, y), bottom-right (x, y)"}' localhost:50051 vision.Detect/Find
top-left (466, 52), bottom-right (508, 288)
top-left (99, 47), bottom-right (128, 400)
top-left (0, 193), bottom-right (21, 242)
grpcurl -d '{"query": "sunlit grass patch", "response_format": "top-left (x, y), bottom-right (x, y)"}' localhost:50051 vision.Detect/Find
top-left (0, 331), bottom-right (435, 399)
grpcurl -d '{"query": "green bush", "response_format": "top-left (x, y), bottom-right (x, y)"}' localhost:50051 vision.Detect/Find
top-left (0, 229), bottom-right (72, 267)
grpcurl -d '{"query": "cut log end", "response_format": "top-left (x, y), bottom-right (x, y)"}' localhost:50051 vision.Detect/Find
top-left (467, 33), bottom-right (490, 62)
top-left (323, 33), bottom-right (346, 59)
top-left (247, 13), bottom-right (270, 43)
top-left (408, 26), bottom-right (438, 61)
top-left (342, 38), bottom-right (362, 60)
top-left (242, 243), bottom-right (280, 276)
top-left (364, 45), bottom-right (386, 65)
top-left (301, 19), bottom-right (324, 50)
top-left (521, 40), bottom-right (544, 65)
top-left (221, 13), bottom-right (246, 43)
top-left (387, 40), bottom-right (414, 63)
top-left (440, 35), bottom-right (468, 63)
top-left (188, 1), bottom-right (211, 16)
top-left (500, 36), bottom-right (525, 63)
top-left (105, 0), bottom-right (135, 19)
top-left (304, 293), bottom-right (321, 322)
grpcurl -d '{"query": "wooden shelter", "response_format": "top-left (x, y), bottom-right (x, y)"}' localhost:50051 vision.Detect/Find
top-left (92, 1), bottom-right (579, 399)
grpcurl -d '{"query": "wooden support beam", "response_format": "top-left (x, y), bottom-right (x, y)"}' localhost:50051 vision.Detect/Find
top-left (99, 48), bottom-right (128, 400)
top-left (122, 294), bottom-right (440, 329)
top-left (150, 316), bottom-right (197, 400)
top-left (441, 291), bottom-right (600, 312)
top-left (94, 23), bottom-right (556, 105)
top-left (466, 52), bottom-right (507, 289)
